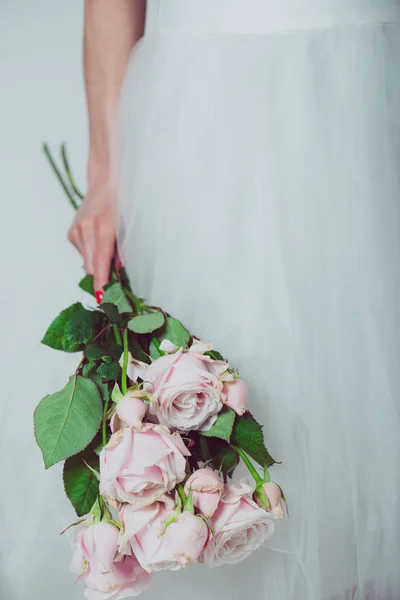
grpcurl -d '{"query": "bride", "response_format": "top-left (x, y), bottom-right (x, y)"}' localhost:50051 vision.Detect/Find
top-left (67, 1), bottom-right (400, 599)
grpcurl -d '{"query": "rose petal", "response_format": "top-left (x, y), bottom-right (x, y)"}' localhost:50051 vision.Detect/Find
top-left (159, 340), bottom-right (181, 353)
top-left (82, 523), bottom-right (119, 573)
top-left (126, 355), bottom-right (149, 383)
top-left (189, 341), bottom-right (213, 355)
top-left (204, 482), bottom-right (275, 568)
top-left (116, 396), bottom-right (148, 430)
top-left (222, 379), bottom-right (248, 416)
top-left (99, 424), bottom-right (188, 508)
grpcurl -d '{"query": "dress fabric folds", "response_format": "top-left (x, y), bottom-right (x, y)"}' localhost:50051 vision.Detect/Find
top-left (116, 1), bottom-right (400, 598)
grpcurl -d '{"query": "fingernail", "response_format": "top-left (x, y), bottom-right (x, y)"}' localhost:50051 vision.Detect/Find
top-left (117, 258), bottom-right (123, 270)
top-left (95, 290), bottom-right (104, 305)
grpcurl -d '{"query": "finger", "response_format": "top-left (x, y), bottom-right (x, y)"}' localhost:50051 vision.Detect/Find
top-left (115, 248), bottom-right (123, 271)
top-left (67, 226), bottom-right (83, 255)
top-left (93, 230), bottom-right (116, 294)
top-left (79, 222), bottom-right (96, 275)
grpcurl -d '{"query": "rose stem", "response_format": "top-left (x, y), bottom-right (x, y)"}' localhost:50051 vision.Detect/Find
top-left (42, 143), bottom-right (79, 210)
top-left (121, 328), bottom-right (129, 395)
top-left (231, 445), bottom-right (263, 486)
top-left (112, 324), bottom-right (123, 345)
top-left (60, 143), bottom-right (84, 199)
top-left (102, 395), bottom-right (110, 447)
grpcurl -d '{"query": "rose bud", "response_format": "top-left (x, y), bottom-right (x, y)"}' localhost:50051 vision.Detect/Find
top-left (184, 468), bottom-right (224, 518)
top-left (255, 482), bottom-right (285, 519)
top-left (160, 511), bottom-right (209, 569)
top-left (222, 379), bottom-right (248, 416)
top-left (111, 393), bottom-right (148, 432)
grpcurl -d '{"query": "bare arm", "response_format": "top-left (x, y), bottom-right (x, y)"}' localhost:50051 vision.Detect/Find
top-left (68, 0), bottom-right (146, 300)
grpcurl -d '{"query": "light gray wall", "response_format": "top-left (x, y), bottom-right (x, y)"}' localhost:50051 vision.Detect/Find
top-left (0, 3), bottom-right (172, 599)
top-left (0, 2), bottom-right (90, 599)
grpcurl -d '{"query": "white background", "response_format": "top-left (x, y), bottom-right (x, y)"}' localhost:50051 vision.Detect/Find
top-left (0, 4), bottom-right (188, 600)
top-left (0, 2), bottom-right (91, 599)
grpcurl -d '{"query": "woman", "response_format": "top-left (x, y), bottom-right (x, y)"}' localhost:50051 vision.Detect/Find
top-left (69, 1), bottom-right (400, 599)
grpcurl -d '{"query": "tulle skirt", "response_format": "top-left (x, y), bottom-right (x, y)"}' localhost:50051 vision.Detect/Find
top-left (116, 14), bottom-right (400, 600)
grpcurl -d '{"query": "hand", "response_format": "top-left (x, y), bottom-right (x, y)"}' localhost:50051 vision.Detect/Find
top-left (68, 183), bottom-right (116, 301)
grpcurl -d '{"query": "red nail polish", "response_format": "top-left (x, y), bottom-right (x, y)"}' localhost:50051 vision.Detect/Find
top-left (117, 258), bottom-right (123, 270)
top-left (95, 290), bottom-right (104, 305)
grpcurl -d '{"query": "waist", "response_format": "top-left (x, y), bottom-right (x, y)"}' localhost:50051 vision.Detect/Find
top-left (147, 0), bottom-right (400, 35)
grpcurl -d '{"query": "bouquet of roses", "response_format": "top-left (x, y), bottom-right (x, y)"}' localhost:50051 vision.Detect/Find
top-left (34, 145), bottom-right (286, 599)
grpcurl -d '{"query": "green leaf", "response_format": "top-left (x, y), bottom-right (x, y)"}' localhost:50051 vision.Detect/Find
top-left (65, 307), bottom-right (104, 346)
top-left (100, 302), bottom-right (124, 325)
top-left (204, 349), bottom-right (225, 361)
top-left (63, 449), bottom-right (100, 517)
top-left (128, 336), bottom-right (150, 363)
top-left (89, 430), bottom-right (105, 456)
top-left (93, 377), bottom-right (110, 402)
top-left (34, 376), bottom-right (102, 469)
top-left (42, 303), bottom-right (84, 352)
top-left (42, 303), bottom-right (104, 352)
top-left (231, 413), bottom-right (277, 468)
top-left (91, 497), bottom-right (103, 523)
top-left (209, 439), bottom-right (239, 474)
top-left (103, 282), bottom-right (132, 314)
top-left (80, 360), bottom-right (111, 401)
top-left (128, 311), bottom-right (165, 334)
top-left (85, 342), bottom-right (107, 361)
top-left (201, 409), bottom-right (236, 442)
top-left (195, 436), bottom-right (239, 475)
top-left (112, 383), bottom-right (124, 404)
top-left (82, 360), bottom-right (96, 378)
top-left (82, 460), bottom-right (100, 481)
top-left (92, 440), bottom-right (104, 456)
top-left (190, 434), bottom-right (210, 465)
top-left (98, 362), bottom-right (122, 381)
top-left (79, 274), bottom-right (95, 296)
top-left (149, 338), bottom-right (164, 360)
top-left (103, 335), bottom-right (123, 362)
top-left (158, 317), bottom-right (191, 348)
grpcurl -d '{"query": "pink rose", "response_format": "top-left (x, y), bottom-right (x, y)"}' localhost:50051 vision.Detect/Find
top-left (204, 481), bottom-right (275, 567)
top-left (119, 502), bottom-right (173, 572)
top-left (70, 521), bottom-right (119, 575)
top-left (99, 424), bottom-right (189, 509)
top-left (110, 394), bottom-right (148, 433)
top-left (222, 379), bottom-right (248, 416)
top-left (184, 468), bottom-right (224, 518)
top-left (160, 511), bottom-right (209, 568)
top-left (70, 520), bottom-right (151, 599)
top-left (143, 347), bottom-right (225, 432)
top-left (82, 557), bottom-right (151, 600)
top-left (119, 504), bottom-right (209, 572)
top-left (126, 355), bottom-right (148, 384)
top-left (255, 482), bottom-right (285, 519)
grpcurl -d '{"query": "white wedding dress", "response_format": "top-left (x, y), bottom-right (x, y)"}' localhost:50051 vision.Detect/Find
top-left (116, 1), bottom-right (400, 599)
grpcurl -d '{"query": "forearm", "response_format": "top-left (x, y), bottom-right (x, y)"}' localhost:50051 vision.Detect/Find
top-left (84, 0), bottom-right (146, 186)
